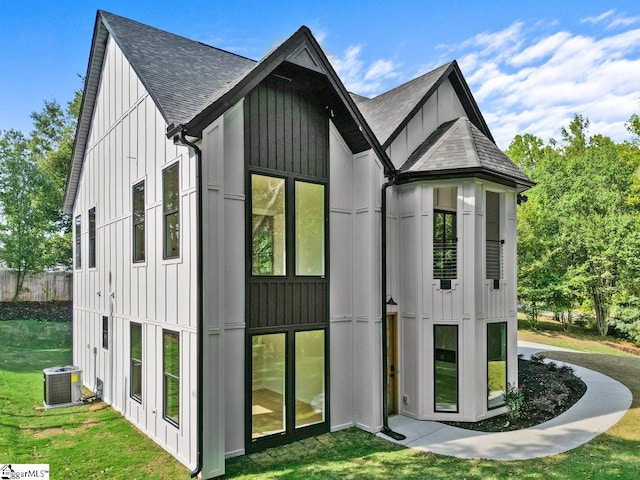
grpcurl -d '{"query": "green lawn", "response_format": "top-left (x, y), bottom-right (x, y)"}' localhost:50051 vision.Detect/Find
top-left (1, 319), bottom-right (639, 479)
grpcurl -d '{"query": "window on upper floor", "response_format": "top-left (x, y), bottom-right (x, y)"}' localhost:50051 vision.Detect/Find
top-left (433, 187), bottom-right (457, 288)
top-left (486, 191), bottom-right (501, 289)
top-left (132, 181), bottom-right (145, 263)
top-left (163, 163), bottom-right (180, 259)
top-left (102, 315), bottom-right (109, 350)
top-left (74, 215), bottom-right (82, 269)
top-left (88, 207), bottom-right (96, 268)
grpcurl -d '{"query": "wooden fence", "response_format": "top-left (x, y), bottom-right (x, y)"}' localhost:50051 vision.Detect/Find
top-left (0, 270), bottom-right (72, 301)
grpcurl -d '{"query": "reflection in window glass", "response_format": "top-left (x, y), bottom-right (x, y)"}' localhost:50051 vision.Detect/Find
top-left (434, 325), bottom-right (458, 412)
top-left (163, 163), bottom-right (180, 259)
top-left (251, 175), bottom-right (285, 275)
top-left (251, 333), bottom-right (286, 438)
top-left (88, 207), bottom-right (96, 268)
top-left (487, 322), bottom-right (507, 409)
top-left (295, 330), bottom-right (325, 428)
top-left (295, 182), bottom-right (325, 276)
top-left (130, 322), bottom-right (142, 402)
top-left (132, 181), bottom-right (145, 263)
top-left (75, 215), bottom-right (81, 269)
top-left (163, 330), bottom-right (179, 426)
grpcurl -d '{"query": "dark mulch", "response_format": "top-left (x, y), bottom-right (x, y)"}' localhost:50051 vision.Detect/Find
top-left (443, 356), bottom-right (587, 432)
top-left (0, 301), bottom-right (72, 322)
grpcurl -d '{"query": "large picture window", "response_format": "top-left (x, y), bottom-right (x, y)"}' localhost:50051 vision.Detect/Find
top-left (487, 322), bottom-right (507, 409)
top-left (434, 324), bottom-right (458, 412)
top-left (88, 208), bottom-right (96, 268)
top-left (163, 163), bottom-right (180, 259)
top-left (74, 215), bottom-right (81, 269)
top-left (130, 322), bottom-right (142, 402)
top-left (251, 174), bottom-right (286, 275)
top-left (132, 181), bottom-right (145, 263)
top-left (295, 330), bottom-right (325, 428)
top-left (163, 330), bottom-right (180, 426)
top-left (295, 182), bottom-right (325, 276)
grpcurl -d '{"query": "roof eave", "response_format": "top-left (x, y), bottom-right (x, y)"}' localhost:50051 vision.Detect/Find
top-left (173, 27), bottom-right (395, 176)
top-left (397, 167), bottom-right (535, 192)
top-left (63, 11), bottom-right (108, 214)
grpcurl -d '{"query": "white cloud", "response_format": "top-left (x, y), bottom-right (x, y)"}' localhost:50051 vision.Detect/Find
top-left (581, 9), bottom-right (640, 30)
top-left (581, 9), bottom-right (616, 25)
top-left (328, 45), bottom-right (398, 96)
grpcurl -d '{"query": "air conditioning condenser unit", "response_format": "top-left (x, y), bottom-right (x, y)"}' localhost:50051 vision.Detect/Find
top-left (43, 365), bottom-right (83, 408)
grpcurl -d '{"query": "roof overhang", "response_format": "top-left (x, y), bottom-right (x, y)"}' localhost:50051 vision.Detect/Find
top-left (396, 167), bottom-right (534, 193)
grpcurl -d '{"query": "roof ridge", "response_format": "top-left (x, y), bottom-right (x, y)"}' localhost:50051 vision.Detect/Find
top-left (367, 61), bottom-right (453, 101)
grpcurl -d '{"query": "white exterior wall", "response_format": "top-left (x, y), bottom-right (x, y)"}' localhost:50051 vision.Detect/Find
top-left (72, 36), bottom-right (197, 470)
top-left (394, 179), bottom-right (517, 422)
top-left (387, 78), bottom-right (466, 170)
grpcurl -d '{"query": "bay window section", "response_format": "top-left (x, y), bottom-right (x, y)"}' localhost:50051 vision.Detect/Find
top-left (487, 322), bottom-right (507, 409)
top-left (251, 174), bottom-right (286, 275)
top-left (434, 325), bottom-right (458, 412)
top-left (295, 182), bottom-right (325, 276)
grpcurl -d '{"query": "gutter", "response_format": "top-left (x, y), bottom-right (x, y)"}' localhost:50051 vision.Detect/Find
top-left (176, 129), bottom-right (204, 479)
top-left (380, 173), bottom-right (406, 442)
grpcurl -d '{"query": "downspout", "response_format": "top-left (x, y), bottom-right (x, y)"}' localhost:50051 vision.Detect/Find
top-left (178, 129), bottom-right (204, 479)
top-left (380, 175), bottom-right (406, 441)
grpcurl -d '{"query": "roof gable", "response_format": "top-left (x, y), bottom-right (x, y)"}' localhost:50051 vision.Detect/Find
top-left (400, 117), bottom-right (533, 189)
top-left (354, 61), bottom-right (493, 149)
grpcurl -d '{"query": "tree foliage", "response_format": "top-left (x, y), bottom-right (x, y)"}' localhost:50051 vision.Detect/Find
top-left (0, 92), bottom-right (81, 299)
top-left (510, 113), bottom-right (640, 337)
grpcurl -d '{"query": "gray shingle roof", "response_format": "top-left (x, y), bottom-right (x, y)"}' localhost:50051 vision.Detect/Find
top-left (352, 63), bottom-right (452, 146)
top-left (400, 117), bottom-right (533, 187)
top-left (100, 11), bottom-right (256, 127)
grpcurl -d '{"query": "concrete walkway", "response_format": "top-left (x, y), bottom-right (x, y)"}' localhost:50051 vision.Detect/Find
top-left (379, 340), bottom-right (633, 460)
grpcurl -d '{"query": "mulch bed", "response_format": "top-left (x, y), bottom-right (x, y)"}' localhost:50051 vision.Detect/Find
top-left (0, 301), bottom-right (72, 322)
top-left (443, 356), bottom-right (587, 432)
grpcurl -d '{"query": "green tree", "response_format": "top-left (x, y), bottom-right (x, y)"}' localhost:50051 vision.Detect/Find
top-left (511, 114), bottom-right (640, 336)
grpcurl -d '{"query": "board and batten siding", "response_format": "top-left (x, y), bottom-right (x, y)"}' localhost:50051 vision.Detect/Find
top-left (71, 36), bottom-right (197, 470)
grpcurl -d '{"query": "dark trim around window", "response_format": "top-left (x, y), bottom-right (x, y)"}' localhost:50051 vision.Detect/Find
top-left (74, 215), bottom-right (82, 269)
top-left (132, 180), bottom-right (146, 263)
top-left (88, 207), bottom-right (96, 268)
top-left (130, 322), bottom-right (142, 403)
top-left (163, 329), bottom-right (180, 427)
top-left (162, 162), bottom-right (180, 259)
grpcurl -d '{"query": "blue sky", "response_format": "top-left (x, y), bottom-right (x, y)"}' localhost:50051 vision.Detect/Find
top-left (1, 0), bottom-right (639, 148)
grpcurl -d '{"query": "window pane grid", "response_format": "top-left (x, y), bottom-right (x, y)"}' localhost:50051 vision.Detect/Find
top-left (433, 211), bottom-right (457, 280)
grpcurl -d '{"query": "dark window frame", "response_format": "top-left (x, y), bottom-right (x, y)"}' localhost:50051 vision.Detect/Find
top-left (88, 207), bottom-right (96, 268)
top-left (433, 324), bottom-right (459, 413)
top-left (102, 316), bottom-right (108, 350)
top-left (162, 162), bottom-right (180, 260)
top-left (130, 322), bottom-right (142, 403)
top-left (74, 215), bottom-right (82, 269)
top-left (486, 191), bottom-right (501, 288)
top-left (132, 180), bottom-right (146, 263)
top-left (487, 322), bottom-right (508, 410)
top-left (433, 209), bottom-right (457, 286)
top-left (163, 329), bottom-right (180, 427)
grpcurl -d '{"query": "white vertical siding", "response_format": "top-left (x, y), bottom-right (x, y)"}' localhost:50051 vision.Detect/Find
top-left (71, 36), bottom-right (197, 470)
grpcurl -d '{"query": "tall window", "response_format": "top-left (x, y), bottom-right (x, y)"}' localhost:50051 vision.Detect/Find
top-left (130, 322), bottom-right (142, 402)
top-left (433, 187), bottom-right (457, 289)
top-left (163, 330), bottom-right (180, 426)
top-left (295, 181), bottom-right (325, 276)
top-left (487, 322), bottom-right (507, 409)
top-left (486, 191), bottom-right (501, 288)
top-left (434, 325), bottom-right (458, 412)
top-left (74, 215), bottom-right (81, 269)
top-left (251, 174), bottom-right (286, 275)
top-left (132, 181), bottom-right (145, 263)
top-left (102, 316), bottom-right (109, 350)
top-left (88, 207), bottom-right (96, 268)
top-left (163, 163), bottom-right (180, 259)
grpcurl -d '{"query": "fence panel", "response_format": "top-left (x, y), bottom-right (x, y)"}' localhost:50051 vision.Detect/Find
top-left (0, 270), bottom-right (72, 301)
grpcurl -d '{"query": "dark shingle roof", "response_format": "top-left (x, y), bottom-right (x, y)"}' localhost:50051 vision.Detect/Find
top-left (100, 11), bottom-right (256, 127)
top-left (352, 63), bottom-right (452, 146)
top-left (400, 117), bottom-right (533, 187)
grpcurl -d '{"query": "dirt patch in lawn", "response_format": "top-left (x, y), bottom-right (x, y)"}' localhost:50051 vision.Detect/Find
top-left (443, 356), bottom-right (587, 432)
top-left (0, 301), bottom-right (72, 322)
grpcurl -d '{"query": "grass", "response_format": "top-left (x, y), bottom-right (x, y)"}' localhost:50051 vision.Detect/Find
top-left (0, 320), bottom-right (187, 479)
top-left (1, 318), bottom-right (639, 479)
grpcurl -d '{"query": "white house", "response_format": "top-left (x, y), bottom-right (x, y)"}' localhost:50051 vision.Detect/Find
top-left (63, 11), bottom-right (532, 479)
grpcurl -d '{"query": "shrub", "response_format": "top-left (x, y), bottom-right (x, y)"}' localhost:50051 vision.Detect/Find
top-left (503, 383), bottom-right (525, 425)
top-left (529, 353), bottom-right (546, 365)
